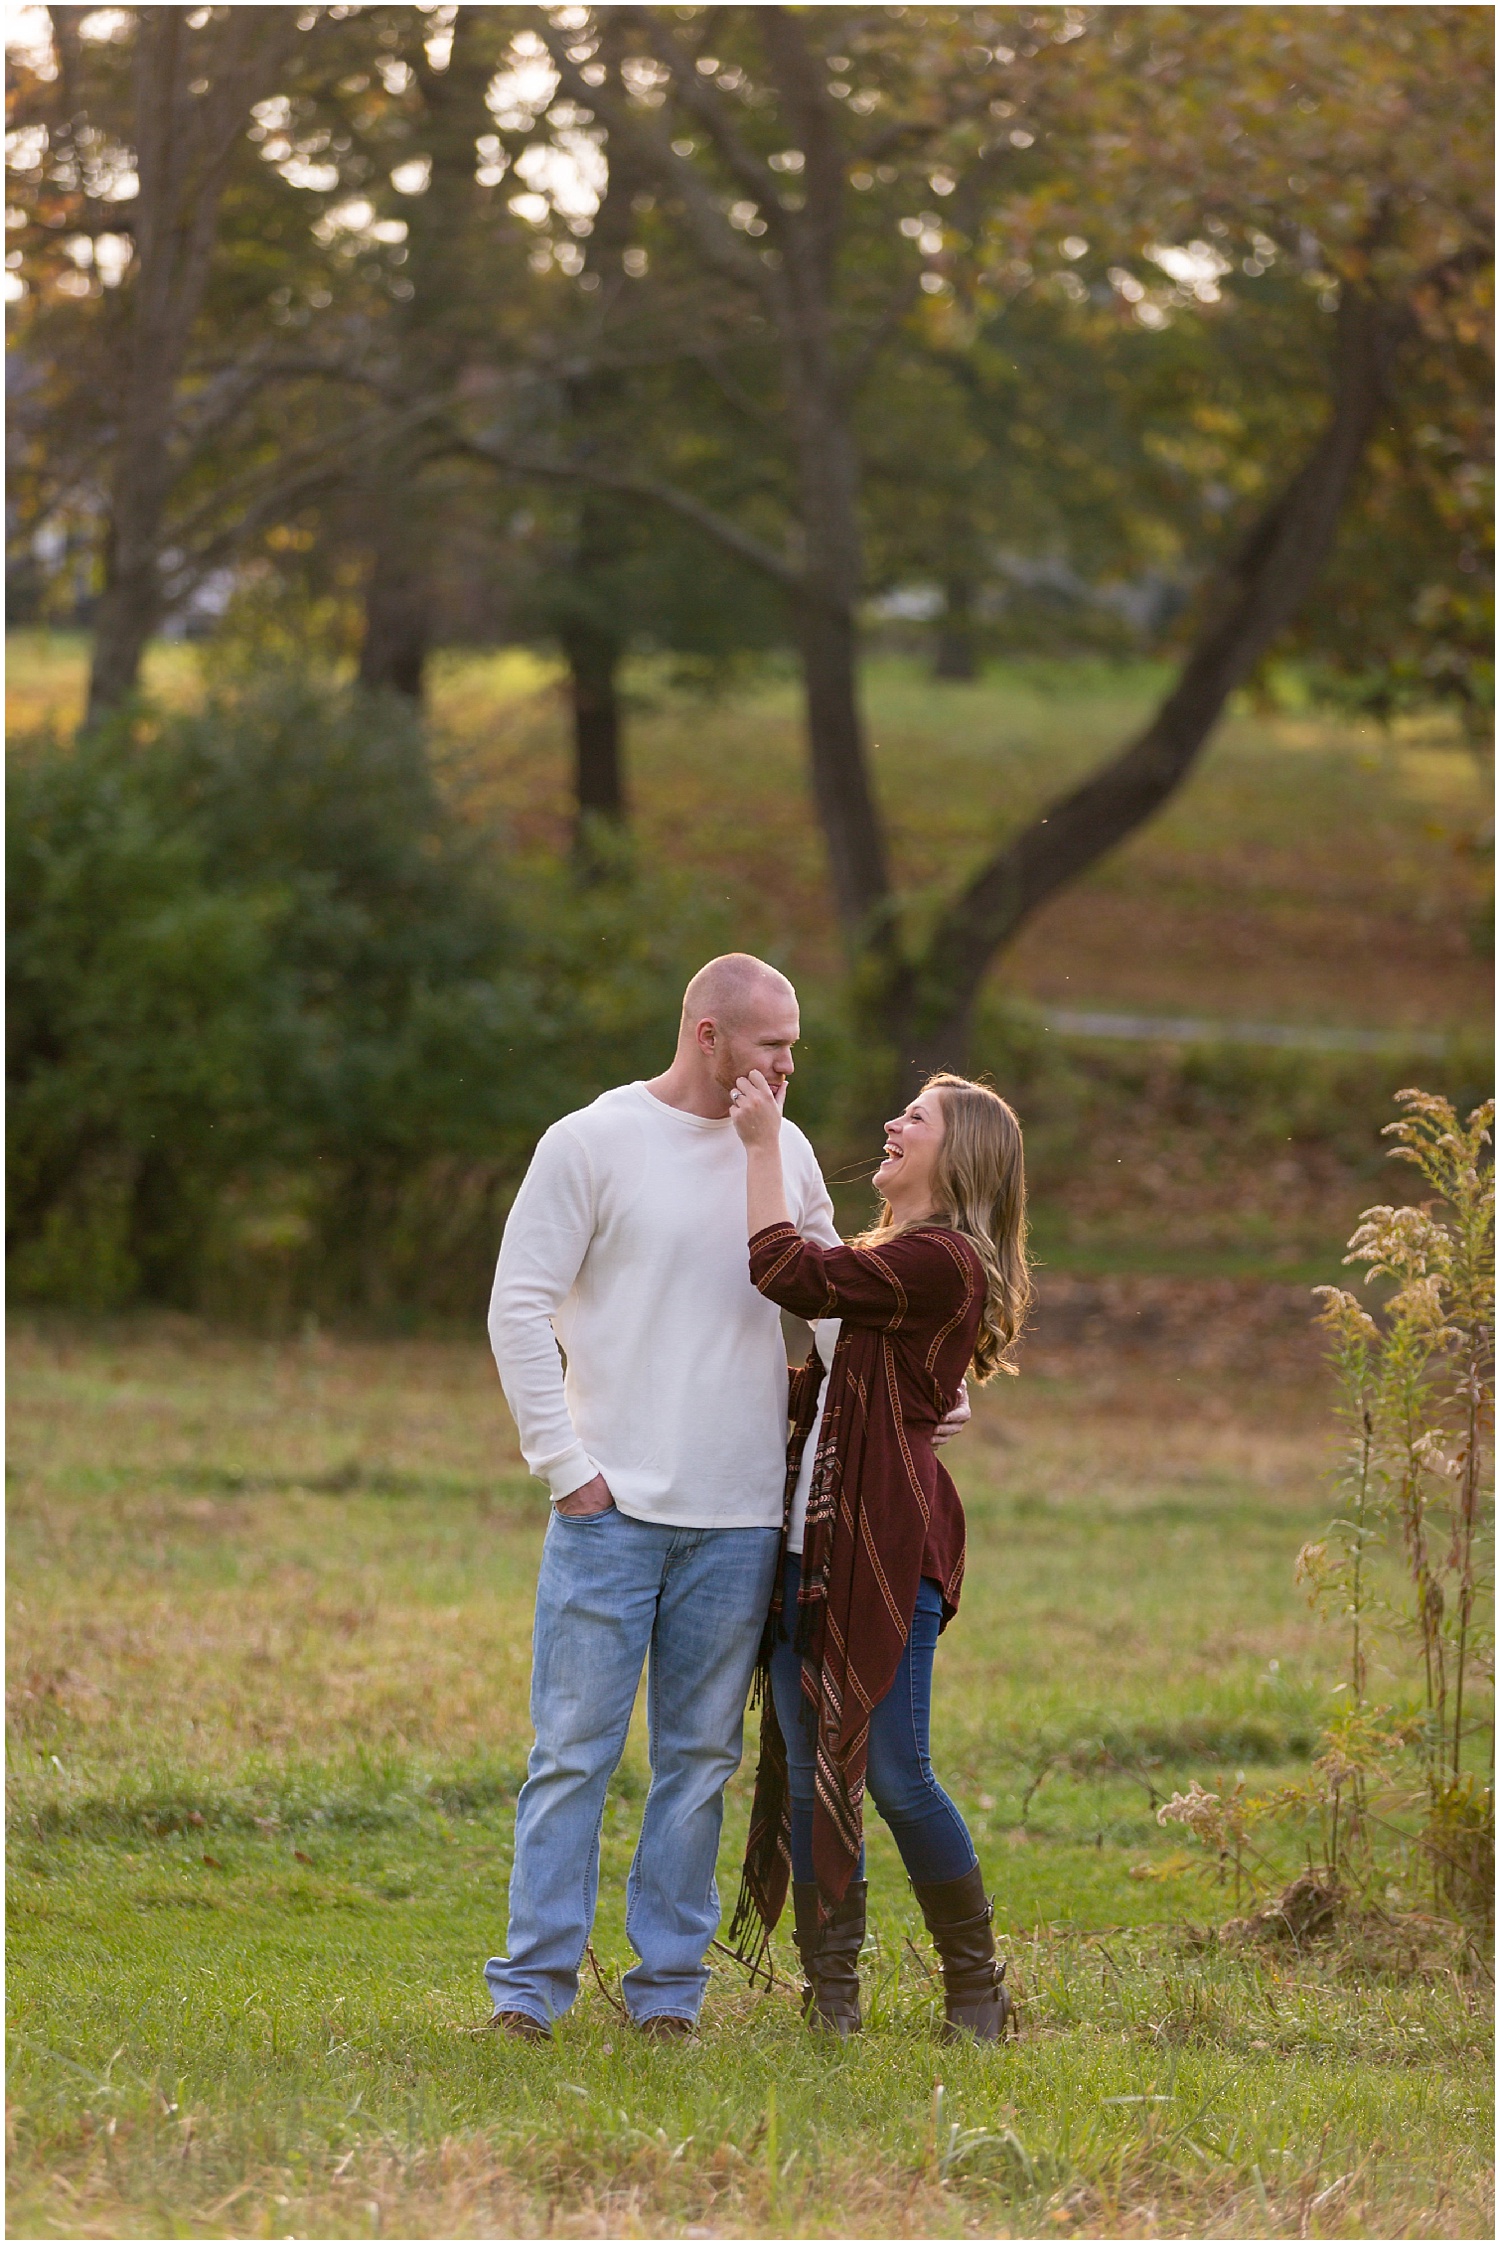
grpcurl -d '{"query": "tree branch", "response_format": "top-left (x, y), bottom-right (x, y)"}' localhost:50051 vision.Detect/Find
top-left (837, 265), bottom-right (926, 401)
top-left (161, 395), bottom-right (443, 563)
top-left (899, 283), bottom-right (1399, 1064)
top-left (638, 15), bottom-right (780, 211)
top-left (755, 8), bottom-right (842, 286)
top-left (449, 422), bottom-right (804, 590)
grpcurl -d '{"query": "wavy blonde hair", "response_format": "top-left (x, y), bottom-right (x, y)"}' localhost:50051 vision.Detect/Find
top-left (861, 1072), bottom-right (1032, 1381)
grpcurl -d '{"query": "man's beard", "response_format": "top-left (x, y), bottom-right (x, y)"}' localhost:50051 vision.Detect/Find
top-left (715, 1050), bottom-right (783, 1102)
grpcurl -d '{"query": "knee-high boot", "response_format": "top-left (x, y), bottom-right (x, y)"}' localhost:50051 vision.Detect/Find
top-left (791, 1880), bottom-right (865, 2036)
top-left (912, 1865), bottom-right (1010, 2042)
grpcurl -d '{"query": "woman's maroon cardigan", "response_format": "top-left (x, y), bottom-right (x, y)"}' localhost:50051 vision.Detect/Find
top-left (731, 1218), bottom-right (986, 1939)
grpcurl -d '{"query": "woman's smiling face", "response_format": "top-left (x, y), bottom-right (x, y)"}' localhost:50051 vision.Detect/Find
top-left (873, 1090), bottom-right (946, 1212)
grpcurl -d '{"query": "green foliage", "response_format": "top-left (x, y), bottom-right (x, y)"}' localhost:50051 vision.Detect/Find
top-left (7, 677), bottom-right (719, 1316)
top-left (7, 722), bottom-right (281, 1307)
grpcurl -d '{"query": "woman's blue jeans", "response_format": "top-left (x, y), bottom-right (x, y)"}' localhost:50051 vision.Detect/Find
top-left (768, 1553), bottom-right (978, 1887)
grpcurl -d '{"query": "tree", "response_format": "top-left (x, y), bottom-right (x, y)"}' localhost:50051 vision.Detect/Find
top-left (6, 6), bottom-right (398, 710)
top-left (325, 5), bottom-right (530, 699)
top-left (892, 2), bottom-right (1492, 1071)
top-left (14, 7), bottom-right (299, 716)
top-left (470, 4), bottom-right (1491, 1084)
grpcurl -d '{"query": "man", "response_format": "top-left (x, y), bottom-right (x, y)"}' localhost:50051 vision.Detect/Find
top-left (485, 953), bottom-right (964, 2039)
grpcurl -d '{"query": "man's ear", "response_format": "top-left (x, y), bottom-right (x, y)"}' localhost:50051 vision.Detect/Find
top-left (693, 1016), bottom-right (717, 1057)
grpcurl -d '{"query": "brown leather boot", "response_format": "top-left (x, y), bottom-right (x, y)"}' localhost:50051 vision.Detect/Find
top-left (912, 1865), bottom-right (1010, 2042)
top-left (791, 1879), bottom-right (865, 2036)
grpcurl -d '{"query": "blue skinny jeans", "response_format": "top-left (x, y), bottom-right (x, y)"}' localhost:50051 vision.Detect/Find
top-left (767, 1552), bottom-right (978, 1888)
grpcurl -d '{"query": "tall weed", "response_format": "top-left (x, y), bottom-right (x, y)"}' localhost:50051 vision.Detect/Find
top-left (1161, 1091), bottom-right (1495, 1929)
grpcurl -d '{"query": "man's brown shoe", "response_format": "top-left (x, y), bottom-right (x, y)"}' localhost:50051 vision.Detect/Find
top-left (486, 2008), bottom-right (552, 2043)
top-left (635, 2013), bottom-right (695, 2041)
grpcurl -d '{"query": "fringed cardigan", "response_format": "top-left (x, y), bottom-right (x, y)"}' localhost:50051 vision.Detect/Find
top-left (730, 1219), bottom-right (985, 1952)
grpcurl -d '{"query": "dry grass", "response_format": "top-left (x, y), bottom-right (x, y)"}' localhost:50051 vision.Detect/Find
top-left (8, 1309), bottom-right (1492, 2240)
top-left (11, 2115), bottom-right (1491, 2242)
top-left (7, 1296), bottom-right (1335, 1790)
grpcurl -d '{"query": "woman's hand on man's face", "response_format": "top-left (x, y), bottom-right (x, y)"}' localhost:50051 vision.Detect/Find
top-left (729, 1068), bottom-right (783, 1147)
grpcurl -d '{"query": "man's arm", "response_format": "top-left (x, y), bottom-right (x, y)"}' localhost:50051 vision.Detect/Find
top-left (488, 1123), bottom-right (608, 1508)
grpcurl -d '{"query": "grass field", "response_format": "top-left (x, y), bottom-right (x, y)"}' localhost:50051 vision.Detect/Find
top-left (8, 1307), bottom-right (1492, 2240)
top-left (7, 634), bottom-right (1492, 2235)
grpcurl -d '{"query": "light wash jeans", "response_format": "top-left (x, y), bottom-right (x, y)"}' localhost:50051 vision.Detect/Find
top-left (485, 1504), bottom-right (780, 2029)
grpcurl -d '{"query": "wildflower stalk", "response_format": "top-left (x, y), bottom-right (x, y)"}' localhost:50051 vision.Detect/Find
top-left (1159, 1093), bottom-right (1492, 1927)
top-left (1378, 1091), bottom-right (1495, 1784)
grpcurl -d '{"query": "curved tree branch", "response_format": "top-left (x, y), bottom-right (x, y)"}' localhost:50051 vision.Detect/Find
top-left (447, 422), bottom-right (804, 591)
top-left (540, 20), bottom-right (782, 310)
top-left (896, 282), bottom-right (1400, 1071)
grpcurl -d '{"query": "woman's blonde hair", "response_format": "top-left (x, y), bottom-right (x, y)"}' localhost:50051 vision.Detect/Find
top-left (862, 1072), bottom-right (1031, 1381)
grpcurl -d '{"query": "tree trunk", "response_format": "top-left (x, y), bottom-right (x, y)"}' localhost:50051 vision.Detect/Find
top-left (86, 7), bottom-right (291, 722)
top-left (88, 484), bottom-right (171, 717)
top-left (891, 286), bottom-right (1396, 1079)
top-left (786, 354), bottom-right (894, 948)
top-left (357, 519), bottom-right (431, 700)
top-left (794, 593), bottom-right (893, 943)
top-left (559, 613), bottom-right (627, 834)
top-left (933, 577), bottom-right (979, 681)
top-left (350, 7), bottom-right (495, 708)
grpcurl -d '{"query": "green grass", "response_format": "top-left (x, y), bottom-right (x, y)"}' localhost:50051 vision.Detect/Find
top-left (6, 637), bottom-right (1492, 2230)
top-left (8, 1317), bottom-right (1492, 2237)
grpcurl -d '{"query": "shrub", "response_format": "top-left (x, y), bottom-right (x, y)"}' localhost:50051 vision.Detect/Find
top-left (7, 676), bottom-right (722, 1317)
top-left (7, 721), bottom-right (281, 1307)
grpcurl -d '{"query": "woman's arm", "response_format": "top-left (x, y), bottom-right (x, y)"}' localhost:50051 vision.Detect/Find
top-left (729, 1068), bottom-right (792, 1235)
top-left (748, 1223), bottom-right (972, 1328)
top-left (731, 1070), bottom-right (975, 1335)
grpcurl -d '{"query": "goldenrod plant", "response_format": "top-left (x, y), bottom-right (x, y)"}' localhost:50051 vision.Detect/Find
top-left (1163, 1092), bottom-right (1494, 1929)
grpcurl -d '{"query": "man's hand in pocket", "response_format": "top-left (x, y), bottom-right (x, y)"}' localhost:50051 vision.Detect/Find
top-left (555, 1473), bottom-right (615, 1518)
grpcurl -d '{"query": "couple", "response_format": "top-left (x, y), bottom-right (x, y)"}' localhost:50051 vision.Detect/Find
top-left (485, 953), bottom-right (1029, 2044)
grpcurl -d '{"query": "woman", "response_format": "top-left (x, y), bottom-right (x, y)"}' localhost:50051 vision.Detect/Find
top-left (726, 1068), bottom-right (1029, 2042)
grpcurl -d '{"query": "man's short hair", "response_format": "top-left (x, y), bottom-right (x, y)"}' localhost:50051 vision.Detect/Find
top-left (681, 953), bottom-right (795, 1032)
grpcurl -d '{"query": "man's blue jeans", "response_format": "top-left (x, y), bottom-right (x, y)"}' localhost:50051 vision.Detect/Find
top-left (485, 1506), bottom-right (781, 2029)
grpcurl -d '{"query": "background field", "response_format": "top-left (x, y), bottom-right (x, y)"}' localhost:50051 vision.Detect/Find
top-left (7, 640), bottom-right (1493, 2238)
top-left (10, 630), bottom-right (1491, 1041)
top-left (7, 1299), bottom-right (1492, 2241)
top-left (9, 628), bottom-right (1491, 1292)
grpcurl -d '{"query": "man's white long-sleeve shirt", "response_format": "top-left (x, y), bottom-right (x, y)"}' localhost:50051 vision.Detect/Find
top-left (489, 1080), bottom-right (839, 1528)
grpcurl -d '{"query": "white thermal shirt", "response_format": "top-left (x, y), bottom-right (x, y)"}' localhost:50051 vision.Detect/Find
top-left (488, 1081), bottom-right (840, 1529)
top-left (786, 1317), bottom-right (842, 1556)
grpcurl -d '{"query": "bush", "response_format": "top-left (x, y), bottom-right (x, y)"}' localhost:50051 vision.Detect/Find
top-left (8, 676), bottom-right (722, 1317)
top-left (8, 721), bottom-right (281, 1307)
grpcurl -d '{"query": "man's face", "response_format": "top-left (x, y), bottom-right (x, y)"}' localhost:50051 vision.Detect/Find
top-left (704, 991), bottom-right (800, 1103)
